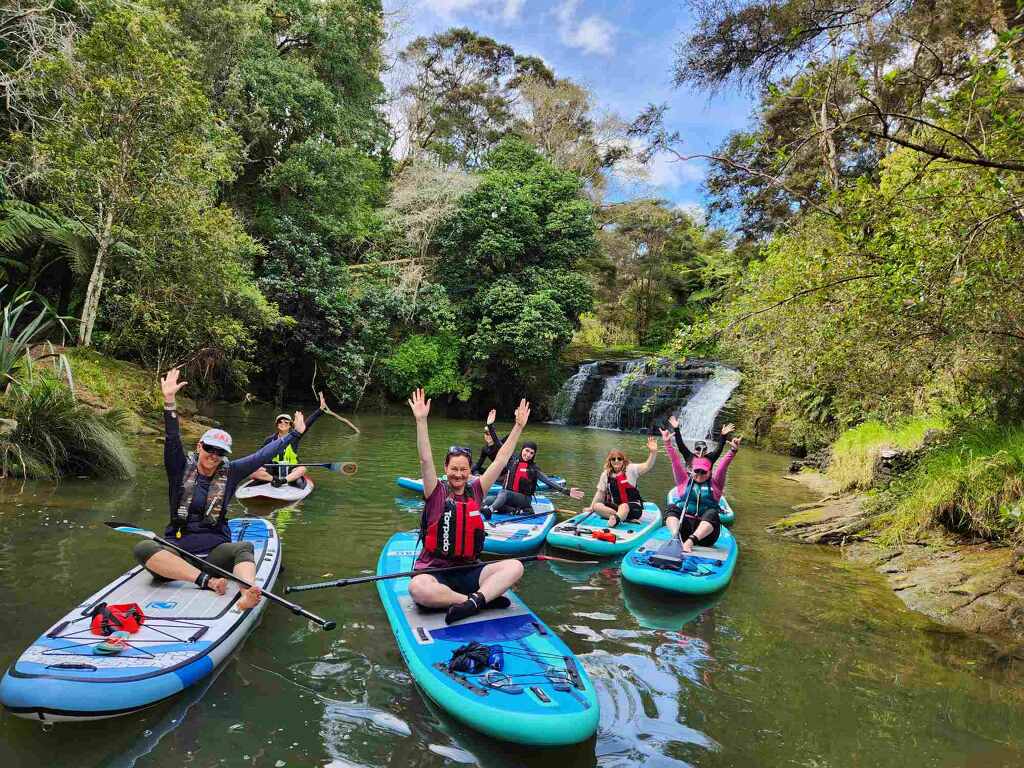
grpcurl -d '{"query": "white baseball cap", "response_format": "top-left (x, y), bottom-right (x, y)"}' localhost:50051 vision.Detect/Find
top-left (200, 428), bottom-right (233, 454)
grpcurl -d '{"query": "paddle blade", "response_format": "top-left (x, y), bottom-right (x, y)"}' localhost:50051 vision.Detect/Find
top-left (104, 521), bottom-right (156, 538)
top-left (331, 461), bottom-right (357, 475)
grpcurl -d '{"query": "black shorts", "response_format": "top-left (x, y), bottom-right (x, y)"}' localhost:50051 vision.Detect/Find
top-left (432, 563), bottom-right (486, 596)
top-left (676, 510), bottom-right (722, 547)
top-left (614, 501), bottom-right (643, 521)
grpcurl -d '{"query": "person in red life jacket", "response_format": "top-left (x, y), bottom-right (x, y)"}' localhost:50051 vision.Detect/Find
top-left (248, 392), bottom-right (327, 488)
top-left (586, 436), bottom-right (658, 527)
top-left (662, 429), bottom-right (741, 550)
top-left (667, 413), bottom-right (735, 469)
top-left (482, 441), bottom-right (583, 516)
top-left (471, 408), bottom-right (506, 475)
top-left (407, 388), bottom-right (532, 625)
top-left (132, 368), bottom-right (308, 611)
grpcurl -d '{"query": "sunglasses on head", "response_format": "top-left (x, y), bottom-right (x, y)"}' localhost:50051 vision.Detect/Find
top-left (201, 443), bottom-right (227, 458)
top-left (447, 445), bottom-right (472, 457)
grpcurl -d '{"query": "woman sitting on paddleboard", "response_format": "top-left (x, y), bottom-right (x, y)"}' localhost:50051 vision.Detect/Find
top-left (668, 413), bottom-right (735, 469)
top-left (586, 436), bottom-right (658, 527)
top-left (483, 441), bottom-right (583, 516)
top-left (248, 392), bottom-right (327, 488)
top-left (662, 428), bottom-right (741, 551)
top-left (133, 368), bottom-right (309, 611)
top-left (408, 388), bottom-right (531, 625)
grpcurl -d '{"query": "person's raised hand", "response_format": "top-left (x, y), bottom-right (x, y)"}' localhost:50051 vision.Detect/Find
top-left (408, 388), bottom-right (431, 421)
top-left (160, 367), bottom-right (187, 403)
top-left (646, 435), bottom-right (658, 453)
top-left (569, 487), bottom-right (584, 500)
top-left (486, 408), bottom-right (497, 425)
top-left (659, 427), bottom-right (672, 441)
top-left (293, 411), bottom-right (306, 433)
top-left (514, 399), bottom-right (531, 428)
top-left (721, 423), bottom-right (735, 436)
top-left (730, 436), bottom-right (742, 451)
top-left (668, 414), bottom-right (679, 429)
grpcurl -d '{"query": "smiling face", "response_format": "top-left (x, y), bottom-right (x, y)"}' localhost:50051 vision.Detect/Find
top-left (521, 446), bottom-right (535, 462)
top-left (444, 452), bottom-right (472, 492)
top-left (196, 441), bottom-right (225, 475)
top-left (276, 417), bottom-right (292, 436)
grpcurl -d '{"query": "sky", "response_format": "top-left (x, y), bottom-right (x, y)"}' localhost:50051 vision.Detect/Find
top-left (383, 0), bottom-right (754, 216)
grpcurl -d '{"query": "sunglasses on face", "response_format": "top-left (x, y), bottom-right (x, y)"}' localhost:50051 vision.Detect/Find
top-left (693, 468), bottom-right (710, 476)
top-left (201, 443), bottom-right (227, 458)
top-left (610, 456), bottom-right (625, 463)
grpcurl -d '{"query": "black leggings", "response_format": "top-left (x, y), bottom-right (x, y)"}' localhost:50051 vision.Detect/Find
top-left (485, 490), bottom-right (533, 515)
top-left (666, 505), bottom-right (721, 547)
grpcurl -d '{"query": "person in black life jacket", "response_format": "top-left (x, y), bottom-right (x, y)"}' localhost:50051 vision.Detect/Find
top-left (132, 367), bottom-right (308, 611)
top-left (667, 413), bottom-right (734, 468)
top-left (482, 441), bottom-right (584, 516)
top-left (407, 388), bottom-right (532, 625)
top-left (587, 436), bottom-right (658, 527)
top-left (471, 408), bottom-right (506, 475)
top-left (248, 392), bottom-right (327, 488)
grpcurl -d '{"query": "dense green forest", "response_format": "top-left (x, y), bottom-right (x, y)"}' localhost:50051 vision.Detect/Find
top-left (0, 0), bottom-right (729, 417)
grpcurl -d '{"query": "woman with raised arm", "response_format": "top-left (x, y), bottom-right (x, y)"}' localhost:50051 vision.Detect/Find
top-left (407, 389), bottom-right (531, 625)
top-left (667, 413), bottom-right (734, 468)
top-left (248, 391), bottom-right (328, 488)
top-left (132, 368), bottom-right (309, 611)
top-left (471, 408), bottom-right (505, 475)
top-left (587, 436), bottom-right (658, 527)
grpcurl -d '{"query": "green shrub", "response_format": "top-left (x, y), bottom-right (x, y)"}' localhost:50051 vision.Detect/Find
top-left (870, 424), bottom-right (1024, 546)
top-left (0, 374), bottom-right (135, 480)
top-left (381, 334), bottom-right (470, 401)
top-left (828, 416), bottom-right (946, 490)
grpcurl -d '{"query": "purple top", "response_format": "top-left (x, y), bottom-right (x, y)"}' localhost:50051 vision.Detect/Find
top-left (663, 434), bottom-right (735, 502)
top-left (415, 477), bottom-right (485, 570)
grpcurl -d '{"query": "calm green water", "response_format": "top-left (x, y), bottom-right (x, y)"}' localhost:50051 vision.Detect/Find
top-left (1, 407), bottom-right (1023, 767)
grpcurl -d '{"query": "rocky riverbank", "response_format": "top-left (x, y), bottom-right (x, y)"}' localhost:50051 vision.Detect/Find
top-left (773, 472), bottom-right (1024, 641)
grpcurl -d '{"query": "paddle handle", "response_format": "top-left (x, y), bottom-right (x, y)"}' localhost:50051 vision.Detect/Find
top-left (145, 531), bottom-right (337, 630)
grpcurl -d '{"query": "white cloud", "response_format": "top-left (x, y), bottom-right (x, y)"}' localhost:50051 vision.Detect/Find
top-left (418, 0), bottom-right (525, 23)
top-left (419, 0), bottom-right (484, 17)
top-left (555, 0), bottom-right (615, 55)
top-left (675, 202), bottom-right (707, 226)
top-left (502, 0), bottom-right (525, 22)
top-left (610, 137), bottom-right (706, 191)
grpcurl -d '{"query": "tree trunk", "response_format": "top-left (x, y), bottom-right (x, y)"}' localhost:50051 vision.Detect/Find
top-left (275, 362), bottom-right (287, 410)
top-left (77, 210), bottom-right (114, 347)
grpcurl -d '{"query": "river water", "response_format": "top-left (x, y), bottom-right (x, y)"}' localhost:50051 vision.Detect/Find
top-left (1, 407), bottom-right (1022, 767)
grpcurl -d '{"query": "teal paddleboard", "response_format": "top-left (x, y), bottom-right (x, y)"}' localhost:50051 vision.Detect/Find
top-left (621, 525), bottom-right (738, 595)
top-left (546, 502), bottom-right (662, 557)
top-left (482, 496), bottom-right (556, 555)
top-left (376, 531), bottom-right (599, 746)
top-left (667, 487), bottom-right (735, 526)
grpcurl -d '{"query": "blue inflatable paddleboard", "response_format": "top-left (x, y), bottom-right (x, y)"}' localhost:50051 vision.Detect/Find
top-left (376, 531), bottom-right (599, 746)
top-left (482, 496), bottom-right (556, 555)
top-left (0, 518), bottom-right (279, 722)
top-left (621, 525), bottom-right (738, 595)
top-left (546, 502), bottom-right (662, 557)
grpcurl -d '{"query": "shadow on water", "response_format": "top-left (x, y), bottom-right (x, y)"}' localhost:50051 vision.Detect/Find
top-left (3, 408), bottom-right (1024, 767)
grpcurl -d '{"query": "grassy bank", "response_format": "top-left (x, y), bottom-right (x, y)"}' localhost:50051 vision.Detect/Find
top-left (64, 348), bottom-right (164, 417)
top-left (827, 417), bottom-right (946, 490)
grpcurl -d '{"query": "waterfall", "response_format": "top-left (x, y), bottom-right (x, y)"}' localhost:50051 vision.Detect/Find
top-left (551, 362), bottom-right (598, 424)
top-left (587, 359), bottom-right (647, 430)
top-left (674, 367), bottom-right (741, 449)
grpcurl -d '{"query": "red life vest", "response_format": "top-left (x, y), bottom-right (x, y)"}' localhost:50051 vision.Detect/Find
top-left (508, 460), bottom-right (534, 494)
top-left (605, 471), bottom-right (642, 506)
top-left (422, 487), bottom-right (485, 562)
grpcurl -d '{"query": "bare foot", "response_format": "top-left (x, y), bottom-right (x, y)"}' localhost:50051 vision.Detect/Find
top-left (236, 586), bottom-right (262, 611)
top-left (208, 577), bottom-right (228, 595)
top-left (607, 515), bottom-right (619, 528)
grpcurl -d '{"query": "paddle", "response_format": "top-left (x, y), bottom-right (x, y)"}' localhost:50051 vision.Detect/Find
top-left (284, 553), bottom-right (599, 593)
top-left (487, 508), bottom-right (560, 527)
top-left (104, 521), bottom-right (337, 631)
top-left (261, 461), bottom-right (357, 475)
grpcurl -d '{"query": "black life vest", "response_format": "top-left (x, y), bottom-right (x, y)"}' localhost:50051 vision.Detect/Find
top-left (605, 471), bottom-right (642, 506)
top-left (172, 454), bottom-right (230, 538)
top-left (503, 457), bottom-right (538, 495)
top-left (421, 483), bottom-right (485, 562)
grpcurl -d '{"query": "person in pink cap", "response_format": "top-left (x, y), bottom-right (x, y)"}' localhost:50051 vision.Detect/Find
top-left (661, 427), bottom-right (741, 551)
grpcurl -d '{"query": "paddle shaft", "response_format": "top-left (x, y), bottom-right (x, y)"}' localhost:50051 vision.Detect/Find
top-left (261, 462), bottom-right (356, 472)
top-left (105, 523), bottom-right (336, 630)
top-left (285, 553), bottom-right (595, 593)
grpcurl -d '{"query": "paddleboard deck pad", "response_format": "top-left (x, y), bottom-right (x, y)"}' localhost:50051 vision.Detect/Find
top-left (376, 531), bottom-right (599, 746)
top-left (667, 487), bottom-right (734, 526)
top-left (622, 525), bottom-right (738, 595)
top-left (546, 502), bottom-right (662, 556)
top-left (236, 477), bottom-right (314, 503)
top-left (482, 496), bottom-right (556, 555)
top-left (0, 517), bottom-right (280, 722)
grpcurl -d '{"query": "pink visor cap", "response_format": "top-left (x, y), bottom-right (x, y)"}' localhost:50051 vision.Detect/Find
top-left (691, 457), bottom-right (712, 472)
